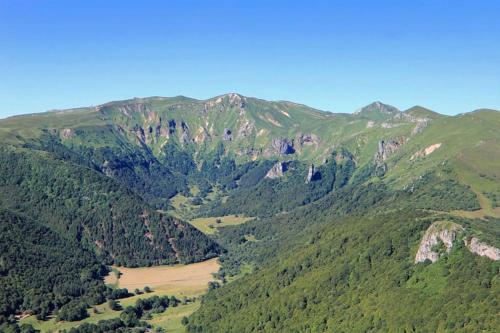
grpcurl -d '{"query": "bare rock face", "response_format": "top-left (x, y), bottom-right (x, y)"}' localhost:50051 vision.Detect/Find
top-left (467, 237), bottom-right (500, 261)
top-left (295, 133), bottom-right (320, 152)
top-left (412, 119), bottom-right (430, 135)
top-left (376, 139), bottom-right (402, 161)
top-left (180, 121), bottom-right (193, 144)
top-left (415, 222), bottom-right (463, 263)
top-left (227, 93), bottom-right (246, 109)
top-left (237, 119), bottom-right (255, 138)
top-left (297, 133), bottom-right (319, 146)
top-left (131, 124), bottom-right (147, 143)
top-left (374, 137), bottom-right (404, 167)
top-left (194, 126), bottom-right (210, 144)
top-left (415, 222), bottom-right (500, 263)
top-left (116, 102), bottom-right (150, 118)
top-left (411, 143), bottom-right (442, 160)
top-left (265, 138), bottom-right (295, 156)
top-left (222, 128), bottom-right (233, 141)
top-left (204, 93), bottom-right (246, 112)
top-left (305, 164), bottom-right (316, 183)
top-left (265, 162), bottom-right (286, 179)
top-left (60, 128), bottom-right (76, 140)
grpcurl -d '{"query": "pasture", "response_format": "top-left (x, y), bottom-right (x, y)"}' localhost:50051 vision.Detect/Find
top-left (189, 215), bottom-right (254, 234)
top-left (21, 258), bottom-right (220, 332)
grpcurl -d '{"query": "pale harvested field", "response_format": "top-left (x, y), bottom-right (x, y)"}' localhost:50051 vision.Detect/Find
top-left (105, 258), bottom-right (220, 293)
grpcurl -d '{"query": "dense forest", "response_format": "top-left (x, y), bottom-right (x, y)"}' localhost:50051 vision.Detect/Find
top-left (0, 146), bottom-right (221, 329)
top-left (0, 209), bottom-right (107, 331)
top-left (188, 203), bottom-right (499, 332)
top-left (0, 146), bottom-right (221, 267)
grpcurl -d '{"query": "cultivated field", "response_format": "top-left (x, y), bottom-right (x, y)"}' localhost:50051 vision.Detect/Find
top-left (106, 257), bottom-right (220, 292)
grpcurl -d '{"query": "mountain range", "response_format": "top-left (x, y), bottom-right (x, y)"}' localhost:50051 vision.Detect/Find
top-left (0, 93), bottom-right (499, 332)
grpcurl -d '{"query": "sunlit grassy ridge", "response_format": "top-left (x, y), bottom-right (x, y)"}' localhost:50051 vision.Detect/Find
top-left (2, 95), bottom-right (499, 332)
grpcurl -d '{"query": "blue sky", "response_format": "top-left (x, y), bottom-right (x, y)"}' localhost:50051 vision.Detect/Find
top-left (1, 0), bottom-right (499, 118)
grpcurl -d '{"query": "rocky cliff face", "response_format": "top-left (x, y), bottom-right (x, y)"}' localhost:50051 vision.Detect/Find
top-left (374, 137), bottom-right (405, 173)
top-left (265, 161), bottom-right (286, 179)
top-left (412, 119), bottom-right (430, 135)
top-left (467, 237), bottom-right (500, 261)
top-left (375, 138), bottom-right (404, 163)
top-left (60, 128), bottom-right (76, 140)
top-left (305, 164), bottom-right (315, 183)
top-left (415, 221), bottom-right (463, 263)
top-left (265, 138), bottom-right (294, 156)
top-left (415, 221), bottom-right (500, 263)
top-left (296, 133), bottom-right (320, 149)
top-left (180, 121), bottom-right (193, 144)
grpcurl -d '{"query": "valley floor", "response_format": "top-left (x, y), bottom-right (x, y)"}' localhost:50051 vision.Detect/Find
top-left (20, 258), bottom-right (220, 333)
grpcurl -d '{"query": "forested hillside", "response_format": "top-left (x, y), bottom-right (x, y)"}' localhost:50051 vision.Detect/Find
top-left (188, 209), bottom-right (499, 332)
top-left (0, 94), bottom-right (499, 332)
top-left (0, 209), bottom-right (107, 323)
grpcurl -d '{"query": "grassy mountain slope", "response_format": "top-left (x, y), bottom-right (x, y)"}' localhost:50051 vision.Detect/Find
top-left (1, 94), bottom-right (499, 332)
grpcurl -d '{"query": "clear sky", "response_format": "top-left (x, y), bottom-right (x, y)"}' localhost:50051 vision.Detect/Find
top-left (1, 0), bottom-right (499, 118)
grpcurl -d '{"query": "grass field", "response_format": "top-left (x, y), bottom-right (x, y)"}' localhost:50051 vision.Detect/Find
top-left (21, 258), bottom-right (220, 332)
top-left (106, 257), bottom-right (220, 292)
top-left (189, 215), bottom-right (254, 234)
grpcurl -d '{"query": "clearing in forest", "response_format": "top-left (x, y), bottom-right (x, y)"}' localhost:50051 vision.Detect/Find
top-left (105, 257), bottom-right (220, 294)
top-left (189, 215), bottom-right (254, 234)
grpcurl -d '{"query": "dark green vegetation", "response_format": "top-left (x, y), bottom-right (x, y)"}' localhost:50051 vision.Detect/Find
top-left (187, 172), bottom-right (500, 331)
top-left (1, 94), bottom-right (499, 332)
top-left (62, 295), bottom-right (180, 333)
top-left (0, 210), bottom-right (106, 323)
top-left (0, 146), bottom-right (220, 267)
top-left (188, 210), bottom-right (499, 332)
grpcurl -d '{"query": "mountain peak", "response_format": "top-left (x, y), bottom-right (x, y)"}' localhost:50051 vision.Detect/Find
top-left (356, 101), bottom-right (400, 114)
top-left (353, 102), bottom-right (401, 120)
top-left (404, 105), bottom-right (444, 120)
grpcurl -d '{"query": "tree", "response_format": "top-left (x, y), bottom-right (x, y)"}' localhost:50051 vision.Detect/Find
top-left (108, 299), bottom-right (121, 311)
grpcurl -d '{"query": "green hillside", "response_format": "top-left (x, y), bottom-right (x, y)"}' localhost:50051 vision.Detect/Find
top-left (1, 94), bottom-right (499, 332)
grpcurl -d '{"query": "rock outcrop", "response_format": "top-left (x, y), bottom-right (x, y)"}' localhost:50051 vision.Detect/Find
top-left (237, 119), bottom-right (255, 138)
top-left (296, 133), bottom-right (319, 147)
top-left (412, 119), bottom-right (430, 135)
top-left (60, 128), bottom-right (76, 140)
top-left (305, 164), bottom-right (316, 183)
top-left (411, 143), bottom-right (442, 160)
top-left (222, 128), bottom-right (233, 141)
top-left (204, 93), bottom-right (246, 112)
top-left (467, 237), bottom-right (500, 261)
top-left (180, 121), bottom-right (193, 144)
top-left (374, 138), bottom-right (403, 164)
top-left (415, 221), bottom-right (463, 263)
top-left (115, 102), bottom-right (150, 118)
top-left (415, 222), bottom-right (500, 263)
top-left (373, 137), bottom-right (405, 173)
top-left (265, 162), bottom-right (286, 179)
top-left (265, 138), bottom-right (294, 156)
